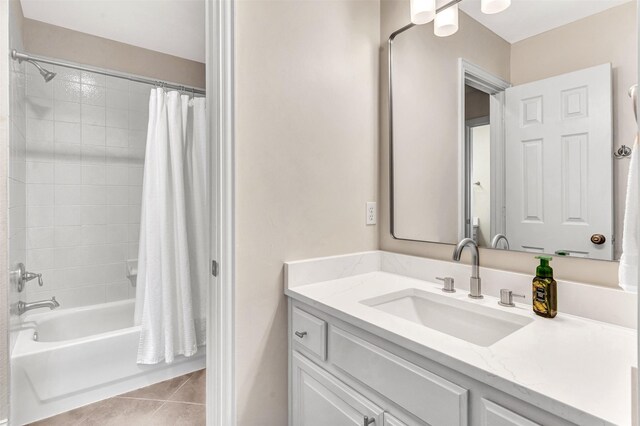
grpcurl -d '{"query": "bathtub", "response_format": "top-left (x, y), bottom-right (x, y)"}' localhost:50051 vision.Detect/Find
top-left (10, 299), bottom-right (205, 425)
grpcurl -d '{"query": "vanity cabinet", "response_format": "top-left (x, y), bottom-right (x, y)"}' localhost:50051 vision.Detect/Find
top-left (289, 300), bottom-right (577, 426)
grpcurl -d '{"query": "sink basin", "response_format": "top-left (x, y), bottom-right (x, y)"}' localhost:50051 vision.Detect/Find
top-left (361, 288), bottom-right (533, 347)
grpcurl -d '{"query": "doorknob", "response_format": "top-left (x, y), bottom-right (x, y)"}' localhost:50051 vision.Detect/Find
top-left (590, 234), bottom-right (606, 245)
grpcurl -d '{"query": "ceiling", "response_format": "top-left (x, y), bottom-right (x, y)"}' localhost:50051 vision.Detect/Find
top-left (458, 0), bottom-right (633, 43)
top-left (20, 0), bottom-right (205, 63)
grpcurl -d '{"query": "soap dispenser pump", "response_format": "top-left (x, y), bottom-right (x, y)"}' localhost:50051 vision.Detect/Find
top-left (532, 256), bottom-right (557, 318)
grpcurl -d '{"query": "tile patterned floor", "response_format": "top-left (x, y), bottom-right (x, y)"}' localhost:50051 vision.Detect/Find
top-left (29, 369), bottom-right (206, 426)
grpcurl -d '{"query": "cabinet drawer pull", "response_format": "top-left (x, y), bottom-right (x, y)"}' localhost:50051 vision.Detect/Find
top-left (363, 416), bottom-right (375, 426)
top-left (295, 331), bottom-right (307, 338)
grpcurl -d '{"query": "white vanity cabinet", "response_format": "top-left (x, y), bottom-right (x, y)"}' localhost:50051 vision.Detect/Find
top-left (289, 300), bottom-right (578, 426)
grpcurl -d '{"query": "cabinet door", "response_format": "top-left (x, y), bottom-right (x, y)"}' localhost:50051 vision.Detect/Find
top-left (481, 399), bottom-right (541, 426)
top-left (383, 413), bottom-right (410, 426)
top-left (292, 352), bottom-right (384, 426)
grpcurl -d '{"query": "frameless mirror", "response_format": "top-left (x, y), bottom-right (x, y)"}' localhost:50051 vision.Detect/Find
top-left (390, 0), bottom-right (637, 261)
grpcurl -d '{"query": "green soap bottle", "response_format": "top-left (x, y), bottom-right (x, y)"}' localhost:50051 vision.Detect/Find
top-left (532, 256), bottom-right (557, 318)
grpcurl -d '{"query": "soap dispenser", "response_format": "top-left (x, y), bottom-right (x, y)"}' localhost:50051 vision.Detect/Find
top-left (532, 256), bottom-right (557, 318)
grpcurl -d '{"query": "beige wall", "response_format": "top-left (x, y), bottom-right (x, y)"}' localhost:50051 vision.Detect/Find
top-left (23, 18), bottom-right (205, 88)
top-left (380, 0), bottom-right (622, 287)
top-left (391, 11), bottom-right (510, 243)
top-left (511, 1), bottom-right (637, 259)
top-left (234, 0), bottom-right (380, 424)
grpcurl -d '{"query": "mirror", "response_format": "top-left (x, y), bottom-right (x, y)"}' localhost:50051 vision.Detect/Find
top-left (390, 0), bottom-right (637, 261)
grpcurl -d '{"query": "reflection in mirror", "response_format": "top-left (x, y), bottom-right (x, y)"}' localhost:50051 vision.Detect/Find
top-left (390, 0), bottom-right (637, 262)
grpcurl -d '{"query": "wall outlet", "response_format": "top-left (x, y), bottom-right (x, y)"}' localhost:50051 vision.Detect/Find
top-left (366, 202), bottom-right (377, 225)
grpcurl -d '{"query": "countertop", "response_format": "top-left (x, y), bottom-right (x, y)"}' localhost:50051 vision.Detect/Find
top-left (286, 270), bottom-right (637, 425)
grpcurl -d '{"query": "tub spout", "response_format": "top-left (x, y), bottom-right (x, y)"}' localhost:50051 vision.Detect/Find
top-left (17, 297), bottom-right (60, 315)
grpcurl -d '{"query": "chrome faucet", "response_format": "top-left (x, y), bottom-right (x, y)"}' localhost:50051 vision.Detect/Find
top-left (452, 238), bottom-right (482, 299)
top-left (490, 234), bottom-right (510, 250)
top-left (17, 297), bottom-right (59, 315)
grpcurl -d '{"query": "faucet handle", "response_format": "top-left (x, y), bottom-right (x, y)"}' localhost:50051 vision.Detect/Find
top-left (436, 277), bottom-right (456, 293)
top-left (498, 289), bottom-right (525, 307)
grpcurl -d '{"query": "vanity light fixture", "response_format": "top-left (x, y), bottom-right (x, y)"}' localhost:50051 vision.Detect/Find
top-left (409, 0), bottom-right (510, 37)
top-left (410, 0), bottom-right (436, 24)
top-left (434, 4), bottom-right (459, 37)
top-left (481, 0), bottom-right (511, 14)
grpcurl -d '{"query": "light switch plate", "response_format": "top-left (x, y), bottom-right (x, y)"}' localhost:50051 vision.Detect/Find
top-left (366, 202), bottom-right (376, 225)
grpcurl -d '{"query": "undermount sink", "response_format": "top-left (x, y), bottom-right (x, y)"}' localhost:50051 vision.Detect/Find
top-left (360, 288), bottom-right (533, 347)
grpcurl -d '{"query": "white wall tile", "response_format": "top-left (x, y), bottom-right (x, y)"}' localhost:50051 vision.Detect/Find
top-left (81, 84), bottom-right (106, 106)
top-left (106, 147), bottom-right (129, 166)
top-left (54, 80), bottom-right (81, 103)
top-left (27, 206), bottom-right (54, 227)
top-left (26, 96), bottom-right (54, 121)
top-left (54, 226), bottom-right (83, 247)
top-left (81, 164), bottom-right (106, 185)
top-left (27, 184), bottom-right (54, 205)
top-left (26, 73), bottom-right (53, 99)
top-left (106, 127), bottom-right (128, 147)
top-left (106, 88), bottom-right (129, 110)
top-left (128, 167), bottom-right (144, 186)
top-left (106, 186), bottom-right (129, 205)
top-left (27, 248), bottom-right (56, 270)
top-left (55, 143), bottom-right (82, 163)
top-left (54, 100), bottom-right (81, 123)
top-left (53, 66), bottom-right (81, 83)
top-left (81, 71), bottom-right (105, 87)
top-left (54, 122), bottom-right (82, 144)
top-left (106, 108), bottom-right (128, 129)
top-left (54, 163), bottom-right (81, 184)
top-left (106, 224), bottom-right (128, 243)
top-left (106, 76), bottom-right (128, 91)
top-left (81, 145), bottom-right (106, 165)
top-left (26, 118), bottom-right (54, 142)
top-left (106, 166), bottom-right (129, 185)
top-left (128, 129), bottom-right (146, 148)
top-left (26, 161), bottom-right (54, 183)
top-left (105, 282), bottom-right (130, 302)
top-left (128, 110), bottom-right (148, 131)
top-left (82, 124), bottom-right (105, 145)
top-left (81, 104), bottom-right (105, 126)
top-left (27, 227), bottom-right (55, 249)
top-left (107, 205), bottom-right (129, 224)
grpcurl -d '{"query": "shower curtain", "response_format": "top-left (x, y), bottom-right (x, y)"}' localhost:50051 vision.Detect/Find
top-left (135, 88), bottom-right (208, 364)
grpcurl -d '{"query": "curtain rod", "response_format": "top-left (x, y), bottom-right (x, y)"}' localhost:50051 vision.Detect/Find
top-left (11, 49), bottom-right (206, 95)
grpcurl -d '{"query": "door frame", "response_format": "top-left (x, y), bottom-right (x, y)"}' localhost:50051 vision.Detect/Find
top-left (457, 59), bottom-right (510, 241)
top-left (206, 0), bottom-right (235, 425)
top-left (465, 116), bottom-right (490, 242)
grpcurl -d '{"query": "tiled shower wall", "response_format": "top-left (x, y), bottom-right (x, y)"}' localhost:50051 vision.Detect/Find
top-left (24, 63), bottom-right (152, 307)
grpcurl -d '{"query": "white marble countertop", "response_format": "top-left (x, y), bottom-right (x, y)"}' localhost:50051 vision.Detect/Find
top-left (286, 267), bottom-right (637, 425)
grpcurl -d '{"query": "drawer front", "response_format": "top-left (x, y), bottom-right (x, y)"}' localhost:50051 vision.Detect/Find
top-left (329, 327), bottom-right (468, 426)
top-left (292, 307), bottom-right (327, 360)
top-left (481, 399), bottom-right (541, 426)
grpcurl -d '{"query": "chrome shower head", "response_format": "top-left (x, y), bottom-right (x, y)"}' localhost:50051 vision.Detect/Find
top-left (11, 49), bottom-right (56, 82)
top-left (30, 60), bottom-right (56, 82)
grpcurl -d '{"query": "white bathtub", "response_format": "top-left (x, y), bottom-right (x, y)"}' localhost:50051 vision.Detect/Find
top-left (10, 299), bottom-right (205, 425)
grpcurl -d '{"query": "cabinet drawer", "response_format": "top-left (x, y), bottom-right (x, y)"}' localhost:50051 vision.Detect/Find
top-left (329, 327), bottom-right (468, 426)
top-left (292, 307), bottom-right (327, 360)
top-left (481, 399), bottom-right (541, 426)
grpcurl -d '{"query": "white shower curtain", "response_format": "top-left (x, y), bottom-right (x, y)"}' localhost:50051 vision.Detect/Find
top-left (135, 88), bottom-right (208, 364)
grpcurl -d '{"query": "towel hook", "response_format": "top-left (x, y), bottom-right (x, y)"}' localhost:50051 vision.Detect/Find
top-left (614, 145), bottom-right (633, 158)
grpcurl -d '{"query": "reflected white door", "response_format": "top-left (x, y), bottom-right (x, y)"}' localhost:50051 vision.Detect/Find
top-left (505, 63), bottom-right (613, 260)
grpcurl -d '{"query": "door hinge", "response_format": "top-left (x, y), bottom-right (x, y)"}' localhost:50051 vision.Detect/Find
top-left (212, 260), bottom-right (219, 277)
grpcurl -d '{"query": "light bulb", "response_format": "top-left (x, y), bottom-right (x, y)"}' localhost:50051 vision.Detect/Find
top-left (410, 0), bottom-right (436, 25)
top-left (481, 0), bottom-right (511, 14)
top-left (434, 4), bottom-right (459, 37)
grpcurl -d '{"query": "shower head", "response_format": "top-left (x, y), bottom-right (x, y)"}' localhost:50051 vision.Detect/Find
top-left (11, 49), bottom-right (56, 82)
top-left (32, 61), bottom-right (56, 82)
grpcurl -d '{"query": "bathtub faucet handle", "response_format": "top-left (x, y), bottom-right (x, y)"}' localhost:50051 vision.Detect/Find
top-left (24, 271), bottom-right (43, 286)
top-left (12, 263), bottom-right (44, 292)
